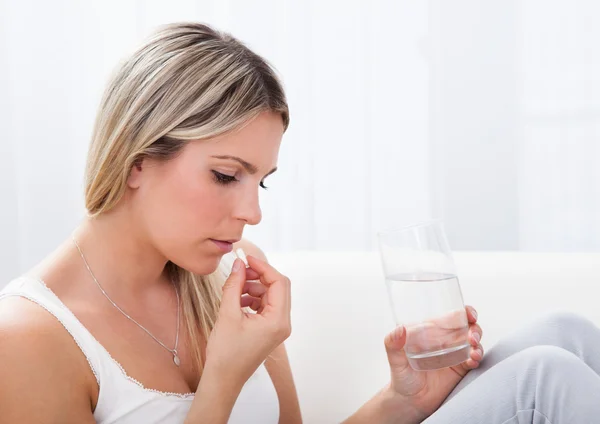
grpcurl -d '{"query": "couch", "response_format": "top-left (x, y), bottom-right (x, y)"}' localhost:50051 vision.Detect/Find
top-left (268, 251), bottom-right (600, 423)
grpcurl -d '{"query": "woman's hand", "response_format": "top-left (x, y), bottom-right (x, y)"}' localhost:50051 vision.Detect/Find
top-left (202, 255), bottom-right (292, 389)
top-left (383, 306), bottom-right (483, 421)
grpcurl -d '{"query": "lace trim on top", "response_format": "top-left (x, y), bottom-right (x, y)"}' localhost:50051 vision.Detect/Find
top-left (9, 278), bottom-right (195, 400)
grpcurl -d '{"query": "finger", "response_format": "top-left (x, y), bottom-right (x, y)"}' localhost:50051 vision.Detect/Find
top-left (246, 255), bottom-right (291, 318)
top-left (241, 295), bottom-right (262, 311)
top-left (466, 306), bottom-right (478, 324)
top-left (463, 357), bottom-right (481, 370)
top-left (220, 254), bottom-right (259, 280)
top-left (220, 259), bottom-right (246, 312)
top-left (246, 255), bottom-right (288, 286)
top-left (469, 323), bottom-right (483, 347)
top-left (455, 344), bottom-right (484, 374)
top-left (384, 326), bottom-right (410, 370)
top-left (245, 268), bottom-right (261, 281)
top-left (470, 345), bottom-right (484, 362)
top-left (243, 281), bottom-right (267, 298)
top-left (430, 308), bottom-right (469, 330)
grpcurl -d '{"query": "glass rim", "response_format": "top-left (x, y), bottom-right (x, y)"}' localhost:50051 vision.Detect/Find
top-left (376, 218), bottom-right (444, 238)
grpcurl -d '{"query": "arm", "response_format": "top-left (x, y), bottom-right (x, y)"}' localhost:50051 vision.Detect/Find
top-left (234, 240), bottom-right (423, 424)
top-left (187, 240), bottom-right (293, 424)
top-left (233, 240), bottom-right (428, 424)
top-left (345, 306), bottom-right (484, 424)
top-left (342, 385), bottom-right (422, 424)
top-left (185, 238), bottom-right (263, 423)
top-left (184, 366), bottom-right (245, 424)
top-left (0, 297), bottom-right (97, 424)
top-left (265, 343), bottom-right (303, 424)
top-left (234, 239), bottom-right (303, 424)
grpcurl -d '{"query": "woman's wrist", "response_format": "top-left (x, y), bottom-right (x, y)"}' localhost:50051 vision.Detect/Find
top-left (343, 383), bottom-right (426, 424)
top-left (185, 364), bottom-right (245, 424)
top-left (381, 383), bottom-right (427, 424)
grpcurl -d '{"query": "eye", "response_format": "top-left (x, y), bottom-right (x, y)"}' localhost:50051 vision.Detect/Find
top-left (260, 181), bottom-right (269, 190)
top-left (212, 171), bottom-right (238, 185)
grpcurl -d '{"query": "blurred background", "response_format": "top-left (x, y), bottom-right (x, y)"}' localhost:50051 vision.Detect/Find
top-left (1, 0), bottom-right (599, 284)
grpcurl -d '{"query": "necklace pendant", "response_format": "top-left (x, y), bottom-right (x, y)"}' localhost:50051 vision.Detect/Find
top-left (173, 353), bottom-right (181, 367)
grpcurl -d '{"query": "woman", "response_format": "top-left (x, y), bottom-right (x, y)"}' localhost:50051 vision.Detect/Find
top-left (1, 22), bottom-right (599, 424)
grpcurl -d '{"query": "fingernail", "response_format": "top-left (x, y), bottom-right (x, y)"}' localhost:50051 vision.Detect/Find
top-left (393, 326), bottom-right (404, 342)
top-left (232, 258), bottom-right (242, 273)
top-left (471, 308), bottom-right (478, 321)
top-left (473, 332), bottom-right (481, 344)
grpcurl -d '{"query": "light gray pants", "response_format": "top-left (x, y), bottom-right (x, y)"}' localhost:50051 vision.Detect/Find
top-left (424, 312), bottom-right (600, 424)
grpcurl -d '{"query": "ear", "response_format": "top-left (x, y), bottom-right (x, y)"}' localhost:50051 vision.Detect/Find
top-left (127, 157), bottom-right (144, 189)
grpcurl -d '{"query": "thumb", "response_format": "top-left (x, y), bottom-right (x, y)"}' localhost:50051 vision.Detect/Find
top-left (384, 326), bottom-right (410, 370)
top-left (220, 258), bottom-right (246, 311)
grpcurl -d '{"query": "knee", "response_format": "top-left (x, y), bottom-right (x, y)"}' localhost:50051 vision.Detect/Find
top-left (509, 346), bottom-right (592, 412)
top-left (535, 311), bottom-right (597, 336)
top-left (516, 345), bottom-right (582, 376)
top-left (518, 344), bottom-right (577, 364)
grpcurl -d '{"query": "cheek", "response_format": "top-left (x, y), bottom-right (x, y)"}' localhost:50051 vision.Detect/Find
top-left (133, 163), bottom-right (234, 274)
top-left (143, 169), bottom-right (228, 235)
top-left (178, 183), bottom-right (224, 226)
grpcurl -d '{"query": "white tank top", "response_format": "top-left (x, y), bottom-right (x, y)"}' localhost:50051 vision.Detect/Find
top-left (0, 276), bottom-right (280, 423)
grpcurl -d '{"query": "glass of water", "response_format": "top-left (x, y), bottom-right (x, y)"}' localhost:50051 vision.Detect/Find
top-left (377, 220), bottom-right (469, 371)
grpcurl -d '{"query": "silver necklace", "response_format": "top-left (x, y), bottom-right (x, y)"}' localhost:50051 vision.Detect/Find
top-left (72, 237), bottom-right (182, 367)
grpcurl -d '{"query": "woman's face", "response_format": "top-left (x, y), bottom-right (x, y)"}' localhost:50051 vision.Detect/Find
top-left (128, 111), bottom-right (283, 275)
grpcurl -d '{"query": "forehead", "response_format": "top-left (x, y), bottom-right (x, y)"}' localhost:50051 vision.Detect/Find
top-left (189, 112), bottom-right (283, 169)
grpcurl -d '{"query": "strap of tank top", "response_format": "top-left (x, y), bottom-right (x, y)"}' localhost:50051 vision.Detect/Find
top-left (0, 276), bottom-right (103, 384)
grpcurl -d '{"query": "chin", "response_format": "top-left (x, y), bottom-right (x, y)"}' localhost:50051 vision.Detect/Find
top-left (190, 257), bottom-right (223, 276)
top-left (169, 253), bottom-right (223, 277)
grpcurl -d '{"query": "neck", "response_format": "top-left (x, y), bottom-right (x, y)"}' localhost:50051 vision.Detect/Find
top-left (73, 207), bottom-right (170, 296)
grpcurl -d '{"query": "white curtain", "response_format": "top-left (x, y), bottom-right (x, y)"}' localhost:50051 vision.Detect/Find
top-left (1, 0), bottom-right (598, 284)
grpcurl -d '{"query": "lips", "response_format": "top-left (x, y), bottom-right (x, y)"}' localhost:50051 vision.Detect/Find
top-left (210, 239), bottom-right (239, 253)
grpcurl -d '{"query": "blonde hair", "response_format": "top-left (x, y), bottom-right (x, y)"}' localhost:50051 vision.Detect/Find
top-left (84, 22), bottom-right (289, 372)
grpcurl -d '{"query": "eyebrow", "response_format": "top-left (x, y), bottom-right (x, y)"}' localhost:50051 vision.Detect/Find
top-left (211, 155), bottom-right (278, 177)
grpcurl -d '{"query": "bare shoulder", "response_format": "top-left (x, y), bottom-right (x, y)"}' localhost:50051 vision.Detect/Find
top-left (0, 296), bottom-right (96, 423)
top-left (234, 238), bottom-right (268, 261)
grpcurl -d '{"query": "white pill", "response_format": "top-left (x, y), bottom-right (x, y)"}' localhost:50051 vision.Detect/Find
top-left (235, 248), bottom-right (248, 266)
top-left (219, 252), bottom-right (237, 278)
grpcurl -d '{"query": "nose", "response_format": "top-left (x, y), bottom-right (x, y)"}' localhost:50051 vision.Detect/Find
top-left (234, 188), bottom-right (262, 226)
